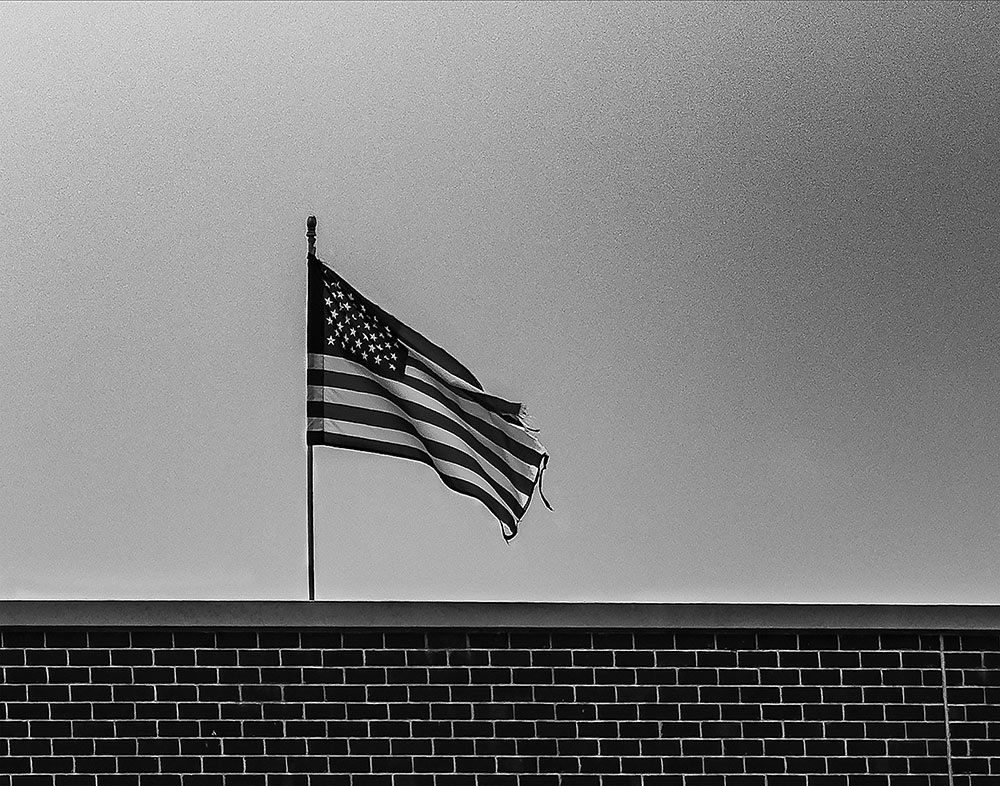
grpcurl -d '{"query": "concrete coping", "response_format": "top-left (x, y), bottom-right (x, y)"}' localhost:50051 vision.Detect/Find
top-left (0, 601), bottom-right (999, 630)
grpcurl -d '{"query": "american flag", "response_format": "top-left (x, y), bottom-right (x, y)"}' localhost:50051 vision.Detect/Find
top-left (306, 255), bottom-right (549, 540)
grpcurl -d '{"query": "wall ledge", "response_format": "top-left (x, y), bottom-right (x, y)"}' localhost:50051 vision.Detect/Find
top-left (1, 601), bottom-right (999, 630)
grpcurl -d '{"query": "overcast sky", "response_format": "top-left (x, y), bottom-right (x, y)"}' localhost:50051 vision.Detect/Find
top-left (3, 1), bottom-right (999, 602)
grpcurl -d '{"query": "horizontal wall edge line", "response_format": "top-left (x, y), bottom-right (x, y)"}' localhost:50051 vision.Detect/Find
top-left (0, 601), bottom-right (999, 630)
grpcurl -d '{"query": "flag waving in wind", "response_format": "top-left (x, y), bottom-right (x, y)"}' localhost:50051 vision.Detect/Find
top-left (306, 255), bottom-right (549, 540)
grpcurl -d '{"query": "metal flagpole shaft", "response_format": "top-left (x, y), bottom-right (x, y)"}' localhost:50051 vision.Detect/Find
top-left (307, 445), bottom-right (315, 601)
top-left (306, 215), bottom-right (317, 601)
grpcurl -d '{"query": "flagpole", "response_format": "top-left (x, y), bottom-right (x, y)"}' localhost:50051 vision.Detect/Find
top-left (306, 215), bottom-right (317, 601)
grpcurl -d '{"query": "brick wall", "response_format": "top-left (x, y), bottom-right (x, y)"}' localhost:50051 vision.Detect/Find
top-left (0, 602), bottom-right (998, 785)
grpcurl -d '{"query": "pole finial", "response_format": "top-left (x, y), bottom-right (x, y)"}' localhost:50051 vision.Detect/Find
top-left (306, 215), bottom-right (317, 258)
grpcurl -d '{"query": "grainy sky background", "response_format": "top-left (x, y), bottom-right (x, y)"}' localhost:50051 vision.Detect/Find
top-left (2, 1), bottom-right (999, 602)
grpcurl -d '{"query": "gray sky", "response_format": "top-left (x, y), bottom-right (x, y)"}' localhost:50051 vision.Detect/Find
top-left (3, 1), bottom-right (999, 601)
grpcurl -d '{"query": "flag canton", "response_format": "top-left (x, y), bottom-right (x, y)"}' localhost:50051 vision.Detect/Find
top-left (320, 268), bottom-right (408, 378)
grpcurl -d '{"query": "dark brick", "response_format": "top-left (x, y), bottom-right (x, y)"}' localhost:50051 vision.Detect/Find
top-left (716, 633), bottom-right (757, 651)
top-left (821, 686), bottom-right (864, 703)
top-left (703, 756), bottom-right (747, 774)
top-left (26, 648), bottom-right (68, 666)
top-left (615, 650), bottom-right (655, 667)
top-left (240, 684), bottom-right (282, 702)
top-left (387, 702), bottom-right (427, 720)
top-left (673, 633), bottom-right (715, 650)
top-left (904, 651), bottom-right (942, 668)
top-left (740, 720), bottom-right (783, 737)
top-left (432, 738), bottom-right (475, 756)
top-left (780, 651), bottom-right (819, 668)
top-left (1, 631), bottom-right (45, 647)
top-left (27, 685), bottom-right (69, 702)
top-left (615, 685), bottom-right (658, 704)
top-left (110, 649), bottom-right (153, 666)
top-left (783, 721), bottom-right (824, 737)
top-left (701, 720), bottom-right (743, 738)
top-left (516, 702), bottom-right (556, 721)
top-left (486, 650), bottom-right (528, 667)
top-left (599, 738), bottom-right (640, 756)
top-left (798, 634), bottom-right (839, 650)
top-left (782, 686), bottom-right (822, 702)
top-left (595, 668), bottom-right (636, 685)
top-left (820, 651), bottom-right (861, 668)
top-left (7, 702), bottom-right (49, 719)
top-left (32, 757), bottom-right (75, 774)
top-left (843, 703), bottom-right (885, 721)
top-left (886, 739), bottom-right (930, 756)
top-left (262, 738), bottom-right (305, 757)
top-left (738, 650), bottom-right (778, 667)
top-left (764, 738), bottom-right (804, 756)
top-left (449, 756), bottom-right (494, 774)
top-left (656, 651), bottom-right (696, 667)
top-left (449, 649), bottom-right (489, 666)
top-left (724, 739), bottom-right (764, 756)
top-left (632, 631), bottom-right (674, 650)
top-left (682, 738), bottom-right (723, 756)
top-left (906, 720), bottom-right (948, 738)
top-left (53, 738), bottom-right (95, 756)
top-left (432, 704), bottom-right (472, 720)
top-left (910, 757), bottom-right (953, 774)
top-left (390, 738), bottom-right (433, 756)
top-left (868, 757), bottom-right (909, 774)
top-left (806, 739), bottom-right (847, 757)
top-left (721, 702), bottom-right (761, 720)
top-left (784, 757), bottom-right (828, 774)
top-left (74, 757), bottom-right (121, 774)
top-left (680, 702), bottom-right (720, 720)
top-left (4, 667), bottom-right (48, 684)
top-left (243, 757), bottom-right (287, 774)
top-left (0, 649), bottom-right (26, 666)
top-left (177, 702), bottom-right (219, 720)
top-left (118, 758), bottom-right (161, 774)
top-left (661, 756), bottom-right (705, 774)
top-left (307, 738), bottom-right (349, 755)
top-left (958, 634), bottom-right (1000, 651)
top-left (719, 668), bottom-right (759, 685)
top-left (87, 632), bottom-right (131, 648)
top-left (138, 739), bottom-right (181, 756)
top-left (534, 685), bottom-right (575, 702)
top-left (635, 668), bottom-right (677, 685)
top-left (762, 703), bottom-right (801, 720)
top-left (551, 667), bottom-right (593, 685)
top-left (285, 756), bottom-right (333, 773)
top-left (220, 703), bottom-right (261, 720)
top-left (200, 758), bottom-right (246, 774)
top-left (864, 686), bottom-right (904, 703)
top-left (697, 650), bottom-right (738, 667)
top-left (46, 666), bottom-right (90, 683)
top-left (325, 719), bottom-right (368, 737)
top-left (620, 757), bottom-right (662, 774)
top-left (369, 720), bottom-right (411, 737)
top-left (578, 756), bottom-right (624, 774)
top-left (757, 668), bottom-right (798, 685)
top-left (659, 720), bottom-right (701, 737)
top-left (526, 720), bottom-right (571, 739)
top-left (10, 738), bottom-right (50, 756)
top-left (113, 684), bottom-right (155, 702)
top-left (739, 686), bottom-right (782, 703)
